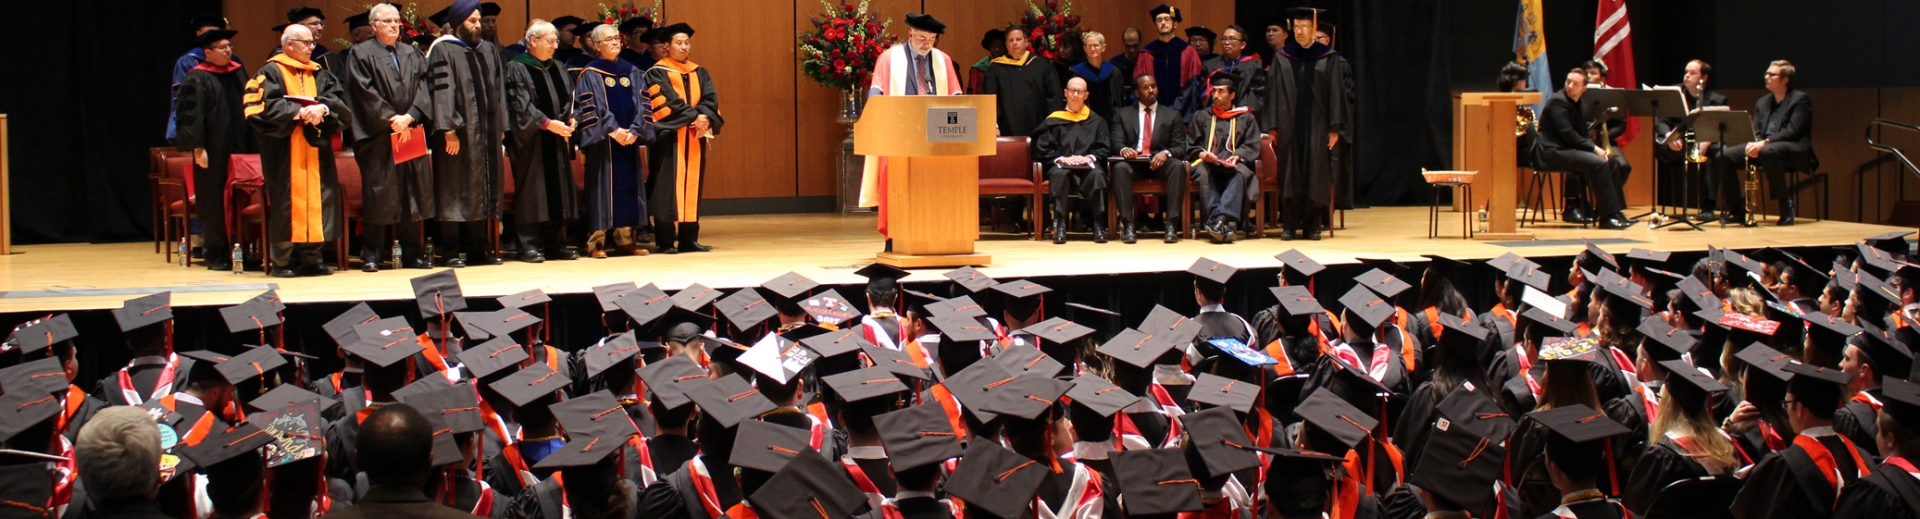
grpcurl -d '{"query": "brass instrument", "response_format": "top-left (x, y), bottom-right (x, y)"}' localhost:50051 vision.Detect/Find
top-left (1741, 163), bottom-right (1762, 226)
top-left (1516, 106), bottom-right (1536, 137)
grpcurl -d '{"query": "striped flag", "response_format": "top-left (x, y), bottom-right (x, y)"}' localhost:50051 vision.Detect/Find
top-left (1595, 0), bottom-right (1638, 144)
top-left (1512, 0), bottom-right (1549, 112)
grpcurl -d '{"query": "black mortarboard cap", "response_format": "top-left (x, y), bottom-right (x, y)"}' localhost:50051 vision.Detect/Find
top-left (822, 366), bottom-right (908, 403)
top-left (1658, 359), bottom-right (1726, 393)
top-left (1530, 404), bottom-right (1631, 444)
top-left (1355, 268), bottom-right (1412, 298)
top-left (1636, 318), bottom-right (1696, 361)
top-left (1180, 406), bottom-right (1261, 474)
top-left (926, 295), bottom-right (989, 319)
top-left (1338, 285), bottom-right (1394, 328)
top-left (1677, 276), bottom-right (1719, 312)
top-left (1782, 360), bottom-right (1851, 386)
top-left (615, 284), bottom-right (676, 327)
top-left (220, 300), bottom-right (281, 334)
top-left (1862, 322), bottom-right (1914, 378)
top-left (1407, 420), bottom-right (1505, 513)
top-left (943, 267), bottom-right (998, 293)
top-left (716, 289), bottom-right (777, 329)
top-left (410, 271), bottom-right (466, 319)
top-left (498, 289), bottom-right (550, 309)
top-left (941, 359), bottom-right (1013, 423)
top-left (535, 394), bottom-right (642, 469)
top-left (402, 384), bottom-right (487, 435)
top-left (730, 419), bottom-right (813, 472)
top-left (1270, 286), bottom-right (1324, 316)
top-left (873, 403), bottom-right (962, 471)
top-left (8, 315), bottom-right (76, 355)
top-left (748, 448), bottom-right (868, 519)
top-left (475, 308), bottom-right (542, 337)
top-left (1582, 240), bottom-right (1619, 271)
top-left (1506, 262), bottom-right (1551, 292)
top-left (1599, 276), bottom-right (1653, 308)
top-left (0, 391), bottom-right (57, 441)
top-left (1187, 373), bottom-right (1260, 413)
top-left (344, 13), bottom-right (369, 29)
top-left (1436, 313), bottom-right (1489, 352)
top-left (453, 312), bottom-right (494, 341)
top-left (286, 6), bottom-right (324, 22)
top-left (1112, 448), bottom-right (1206, 515)
top-left (391, 372), bottom-right (453, 402)
top-left (1296, 388), bottom-right (1375, 450)
top-left (1064, 374), bottom-right (1135, 417)
top-left (860, 344), bottom-right (931, 381)
top-left (0, 358), bottom-right (65, 396)
top-left (551, 15), bottom-right (583, 28)
top-left (582, 332), bottom-right (645, 378)
top-left (1521, 306), bottom-right (1576, 335)
top-left (249, 383), bottom-right (337, 414)
top-left (1025, 316), bottom-right (1096, 345)
top-left (489, 364), bottom-right (569, 407)
top-left (593, 282), bottom-right (641, 312)
top-left (799, 328), bottom-right (872, 358)
top-left (344, 317), bottom-right (425, 367)
top-left (1422, 255), bottom-right (1473, 277)
top-left (210, 346), bottom-right (288, 385)
top-left (114, 292), bottom-right (173, 332)
top-left (990, 280), bottom-right (1053, 300)
top-left (992, 345), bottom-right (1065, 378)
top-left (1486, 252), bottom-right (1528, 272)
top-left (855, 263), bottom-right (912, 282)
top-left (1867, 231), bottom-right (1915, 258)
top-left (1141, 305), bottom-right (1204, 344)
top-left (1880, 377), bottom-right (1920, 436)
top-left (801, 289), bottom-right (861, 326)
top-left (1435, 382), bottom-right (1517, 441)
top-left (1189, 258), bottom-right (1237, 284)
top-left (457, 337), bottom-right (529, 379)
top-left (685, 373), bottom-right (774, 428)
top-left (1273, 250), bottom-right (1326, 279)
top-left (324, 303), bottom-right (379, 347)
top-left (1804, 311), bottom-right (1861, 348)
top-left (673, 283), bottom-right (724, 311)
top-left (1735, 344), bottom-right (1795, 382)
top-left (946, 441), bottom-right (1048, 519)
top-left (635, 355), bottom-right (708, 410)
top-left (180, 420), bottom-right (273, 468)
top-left (1097, 328), bottom-right (1180, 368)
top-left (982, 375), bottom-right (1070, 421)
top-left (926, 315), bottom-right (999, 343)
top-left (761, 272), bottom-right (820, 301)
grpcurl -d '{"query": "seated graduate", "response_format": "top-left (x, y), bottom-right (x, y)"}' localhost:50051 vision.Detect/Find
top-left (1621, 358), bottom-right (1747, 516)
top-left (1730, 360), bottom-right (1874, 519)
top-left (1833, 377), bottom-right (1920, 519)
top-left (870, 402), bottom-right (964, 519)
top-left (505, 392), bottom-right (648, 519)
top-left (1529, 404), bottom-right (1636, 519)
top-left (1031, 77), bottom-right (1114, 244)
top-left (1834, 322), bottom-right (1913, 458)
top-left (1185, 72), bottom-right (1259, 244)
top-left (401, 383), bottom-right (512, 517)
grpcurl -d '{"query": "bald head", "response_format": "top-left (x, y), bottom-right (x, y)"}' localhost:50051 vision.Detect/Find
top-left (281, 24), bottom-right (315, 62)
top-left (358, 404), bottom-right (433, 488)
top-left (1065, 77), bottom-right (1089, 111)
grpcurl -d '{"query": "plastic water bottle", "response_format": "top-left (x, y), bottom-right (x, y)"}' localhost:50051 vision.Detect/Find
top-left (1476, 207), bottom-right (1489, 234)
top-left (179, 237), bottom-right (190, 267)
top-left (391, 240), bottom-right (403, 270)
top-left (425, 237), bottom-right (436, 266)
top-left (232, 244), bottom-right (244, 275)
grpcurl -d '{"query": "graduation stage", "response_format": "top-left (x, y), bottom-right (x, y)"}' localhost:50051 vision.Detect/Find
top-left (0, 205), bottom-right (1907, 315)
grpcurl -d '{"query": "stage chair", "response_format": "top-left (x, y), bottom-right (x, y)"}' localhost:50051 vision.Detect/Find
top-left (335, 151), bottom-right (361, 269)
top-left (150, 147), bottom-right (185, 254)
top-left (1519, 167), bottom-right (1568, 227)
top-left (1183, 150), bottom-right (1265, 240)
top-left (1641, 476), bottom-right (1740, 519)
top-left (225, 155), bottom-right (269, 271)
top-left (1103, 158), bottom-right (1195, 240)
top-left (977, 136), bottom-right (1040, 239)
top-left (1769, 155), bottom-right (1828, 223)
top-left (159, 156), bottom-right (195, 264)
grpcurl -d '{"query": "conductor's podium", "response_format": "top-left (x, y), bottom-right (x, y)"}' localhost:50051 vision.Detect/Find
top-left (855, 95), bottom-right (996, 268)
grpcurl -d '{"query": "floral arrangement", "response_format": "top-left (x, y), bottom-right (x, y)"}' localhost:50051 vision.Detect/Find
top-left (797, 1), bottom-right (899, 92)
top-left (598, 1), bottom-right (661, 26)
top-left (331, 2), bottom-right (427, 49)
top-left (1016, 0), bottom-right (1083, 62)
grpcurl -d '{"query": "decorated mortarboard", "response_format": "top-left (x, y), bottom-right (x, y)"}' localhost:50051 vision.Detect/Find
top-left (1435, 382), bottom-right (1517, 441)
top-left (1581, 240), bottom-right (1619, 271)
top-left (249, 383), bottom-right (337, 414)
top-left (926, 314), bottom-right (999, 343)
top-left (798, 328), bottom-right (873, 358)
top-left (1506, 262), bottom-right (1551, 292)
top-left (822, 366), bottom-right (909, 403)
top-left (615, 283), bottom-right (676, 326)
top-left (1111, 448), bottom-right (1206, 515)
top-left (1064, 374), bottom-right (1136, 417)
top-left (456, 337), bottom-right (529, 379)
top-left (981, 375), bottom-right (1070, 421)
top-left (1187, 373), bottom-right (1261, 413)
top-left (323, 303), bottom-right (380, 347)
top-left (685, 373), bottom-right (775, 428)
top-left (1097, 328), bottom-right (1181, 368)
top-left (940, 358), bottom-right (1014, 422)
top-left (943, 267), bottom-right (998, 293)
top-left (1269, 286), bottom-right (1324, 316)
top-left (1181, 406), bottom-right (1262, 474)
top-left (671, 283), bottom-right (724, 312)
top-left (210, 346), bottom-right (289, 385)
top-left (1657, 359), bottom-right (1726, 393)
top-left (345, 317), bottom-right (425, 367)
top-left (409, 270), bottom-right (466, 319)
top-left (401, 384), bottom-right (487, 435)
top-left (1338, 285), bottom-right (1395, 328)
top-left (738, 330), bottom-right (821, 385)
top-left (1635, 318), bottom-right (1696, 361)
top-left (582, 332), bottom-right (647, 378)
top-left (1189, 258), bottom-right (1238, 284)
top-left (114, 292), bottom-right (173, 332)
top-left (1734, 344), bottom-right (1796, 382)
top-left (1208, 337), bottom-right (1279, 368)
top-left (1879, 377), bottom-right (1920, 436)
top-left (800, 289), bottom-right (861, 326)
top-left (246, 397), bottom-right (325, 467)
top-left (0, 358), bottom-right (65, 396)
top-left (747, 447), bottom-right (869, 519)
top-left (1295, 388), bottom-right (1376, 450)
top-left (926, 295), bottom-right (989, 319)
top-left (7, 315), bottom-right (76, 354)
top-left (860, 343), bottom-right (931, 381)
top-left (1276, 249), bottom-right (1327, 278)
top-left (220, 300), bottom-right (282, 334)
top-left (1717, 312), bottom-right (1779, 335)
top-left (730, 418), bottom-right (814, 472)
top-left (1530, 404), bottom-right (1631, 444)
top-left (592, 282), bottom-right (641, 312)
top-left (947, 441), bottom-right (1049, 519)
top-left (990, 280), bottom-right (1053, 300)
top-left (716, 288), bottom-right (777, 328)
top-left (873, 403), bottom-right (962, 470)
top-left (760, 272), bottom-right (820, 301)
top-left (1354, 268), bottom-right (1412, 299)
top-left (1021, 318), bottom-right (1095, 346)
top-left (1537, 337), bottom-right (1603, 365)
top-left (1407, 418), bottom-right (1506, 513)
top-left (179, 420), bottom-right (273, 469)
top-left (489, 364), bottom-right (569, 407)
top-left (992, 345), bottom-right (1065, 378)
top-left (1520, 306), bottom-right (1576, 334)
top-left (635, 355), bottom-right (708, 411)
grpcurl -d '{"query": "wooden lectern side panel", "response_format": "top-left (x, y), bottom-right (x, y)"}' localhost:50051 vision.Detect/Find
top-left (1485, 99), bottom-right (1519, 234)
top-left (853, 95), bottom-right (997, 157)
top-left (887, 155), bottom-right (980, 256)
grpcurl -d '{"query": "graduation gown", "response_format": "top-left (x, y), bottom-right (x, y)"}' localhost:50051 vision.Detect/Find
top-left (174, 60), bottom-right (257, 245)
top-left (1730, 430), bottom-right (1873, 519)
top-left (574, 58), bottom-right (654, 231)
top-left (504, 476), bottom-right (642, 519)
top-left (1134, 38), bottom-right (1201, 108)
top-left (244, 53), bottom-right (349, 259)
top-left (1067, 60), bottom-right (1126, 122)
top-left (638, 456), bottom-right (746, 519)
top-left (1833, 389), bottom-right (1883, 458)
top-left (982, 53), bottom-right (1062, 137)
top-left (645, 57), bottom-right (723, 225)
top-left (1620, 436), bottom-right (1717, 515)
top-left (859, 44), bottom-right (963, 237)
top-left (345, 38), bottom-right (435, 225)
top-left (449, 475), bottom-right (511, 519)
top-left (427, 36), bottom-right (509, 222)
top-left (1832, 458), bottom-right (1920, 519)
top-left (1264, 39), bottom-right (1345, 208)
top-left (503, 53), bottom-right (579, 226)
top-left (1190, 54), bottom-right (1264, 117)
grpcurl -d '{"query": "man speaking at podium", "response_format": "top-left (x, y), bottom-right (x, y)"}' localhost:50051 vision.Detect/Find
top-left (859, 13), bottom-right (962, 248)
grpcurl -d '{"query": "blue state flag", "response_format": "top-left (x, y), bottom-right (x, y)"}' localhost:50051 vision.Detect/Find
top-left (1513, 0), bottom-right (1550, 112)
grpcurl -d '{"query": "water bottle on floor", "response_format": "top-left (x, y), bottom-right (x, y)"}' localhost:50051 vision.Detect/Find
top-left (179, 237), bottom-right (189, 268)
top-left (392, 240), bottom-right (403, 270)
top-left (232, 244), bottom-right (244, 275)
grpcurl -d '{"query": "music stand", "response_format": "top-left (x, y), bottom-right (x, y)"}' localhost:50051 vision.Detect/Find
top-left (1606, 89), bottom-right (1692, 224)
top-left (1669, 110), bottom-right (1758, 229)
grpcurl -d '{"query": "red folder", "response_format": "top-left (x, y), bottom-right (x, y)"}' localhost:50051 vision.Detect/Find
top-left (392, 126), bottom-right (427, 164)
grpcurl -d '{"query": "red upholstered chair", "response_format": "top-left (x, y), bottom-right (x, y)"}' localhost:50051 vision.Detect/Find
top-left (495, 148), bottom-right (513, 255)
top-left (977, 136), bottom-right (1041, 239)
top-left (1105, 159), bottom-right (1196, 240)
top-left (226, 154), bottom-right (269, 271)
top-left (150, 147), bottom-right (185, 253)
top-left (1253, 139), bottom-right (1278, 237)
top-left (158, 156), bottom-right (194, 263)
top-left (334, 151), bottom-right (361, 268)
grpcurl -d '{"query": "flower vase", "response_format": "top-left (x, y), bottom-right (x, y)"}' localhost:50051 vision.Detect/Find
top-left (837, 89), bottom-right (872, 213)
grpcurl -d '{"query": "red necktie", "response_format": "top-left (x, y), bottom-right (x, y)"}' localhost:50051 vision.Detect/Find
top-left (1142, 108), bottom-right (1154, 154)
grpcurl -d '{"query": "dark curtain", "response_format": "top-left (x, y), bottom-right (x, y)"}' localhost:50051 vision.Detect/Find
top-left (1237, 0), bottom-right (1453, 206)
top-left (0, 0), bottom-right (221, 244)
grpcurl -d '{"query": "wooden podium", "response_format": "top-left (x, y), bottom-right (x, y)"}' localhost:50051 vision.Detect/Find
top-left (855, 95), bottom-right (996, 268)
top-left (1452, 92), bottom-right (1541, 241)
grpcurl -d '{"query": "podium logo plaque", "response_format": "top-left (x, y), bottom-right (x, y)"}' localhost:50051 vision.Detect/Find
top-left (926, 107), bottom-right (977, 143)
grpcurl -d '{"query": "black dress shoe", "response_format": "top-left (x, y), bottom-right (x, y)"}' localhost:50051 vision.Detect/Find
top-left (207, 260), bottom-right (233, 272)
top-left (269, 267), bottom-right (298, 278)
top-left (517, 250), bottom-right (546, 263)
top-left (657, 247), bottom-right (679, 254)
top-left (1723, 212), bottom-right (1755, 227)
top-left (1694, 210), bottom-right (1719, 221)
top-left (1093, 225), bottom-right (1108, 244)
top-left (468, 253), bottom-right (503, 266)
top-left (1279, 229), bottom-right (1296, 241)
top-left (406, 258), bottom-right (434, 269)
top-left (1598, 217), bottom-right (1632, 230)
top-left (1777, 199), bottom-right (1796, 226)
top-left (1052, 220), bottom-right (1068, 244)
top-left (546, 249), bottom-right (580, 261)
top-left (301, 264), bottom-right (334, 276)
top-left (679, 242), bottom-right (713, 253)
top-left (1307, 230), bottom-right (1322, 241)
top-left (1220, 228), bottom-right (1236, 244)
top-left (1121, 223), bottom-right (1137, 244)
top-left (1562, 206), bottom-right (1591, 224)
top-left (1164, 228), bottom-right (1179, 243)
top-left (1205, 221), bottom-right (1226, 243)
top-left (443, 257), bottom-right (467, 268)
top-left (361, 261), bottom-right (379, 273)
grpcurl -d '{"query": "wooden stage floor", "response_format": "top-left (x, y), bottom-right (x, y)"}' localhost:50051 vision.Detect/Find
top-left (1, 206), bottom-right (1906, 313)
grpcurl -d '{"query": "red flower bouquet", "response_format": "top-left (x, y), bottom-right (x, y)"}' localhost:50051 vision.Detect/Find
top-left (1016, 0), bottom-right (1083, 62)
top-left (798, 0), bottom-right (900, 91)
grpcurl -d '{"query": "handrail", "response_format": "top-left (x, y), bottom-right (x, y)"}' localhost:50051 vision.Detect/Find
top-left (1867, 118), bottom-right (1920, 175)
top-left (1861, 119), bottom-right (1920, 223)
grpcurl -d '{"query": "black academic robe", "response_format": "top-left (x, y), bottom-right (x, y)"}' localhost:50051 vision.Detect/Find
top-left (982, 53), bottom-right (1062, 137)
top-left (575, 58), bottom-right (655, 232)
top-left (427, 37), bottom-right (509, 222)
top-left (1185, 107), bottom-right (1261, 212)
top-left (449, 475), bottom-right (511, 518)
top-left (346, 38), bottom-right (436, 225)
top-left (1833, 389), bottom-right (1882, 457)
top-left (645, 59), bottom-right (723, 227)
top-left (1186, 54), bottom-right (1265, 116)
top-left (1832, 460), bottom-right (1920, 519)
top-left (645, 435), bottom-right (698, 482)
top-left (505, 476), bottom-right (642, 519)
top-left (323, 392), bottom-right (383, 486)
top-left (244, 54), bottom-right (349, 263)
top-left (503, 54), bottom-right (579, 225)
top-left (1031, 111), bottom-right (1112, 163)
top-left (1620, 437), bottom-right (1715, 515)
top-left (173, 61), bottom-right (257, 253)
top-left (640, 457), bottom-right (746, 519)
top-left (1532, 497), bottom-right (1628, 519)
top-left (1730, 432), bottom-right (1872, 519)
top-left (1066, 61), bottom-right (1126, 122)
top-left (892, 497), bottom-right (954, 519)
top-left (1264, 40), bottom-right (1345, 208)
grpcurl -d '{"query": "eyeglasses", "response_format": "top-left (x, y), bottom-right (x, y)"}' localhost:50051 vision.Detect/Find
top-left (1219, 36), bottom-right (1243, 42)
top-left (288, 39), bottom-right (315, 46)
top-left (1781, 399), bottom-right (1800, 407)
top-left (1764, 72), bottom-right (1782, 77)
top-left (1065, 89), bottom-right (1088, 95)
top-left (209, 45), bottom-right (232, 52)
top-left (373, 19), bottom-right (401, 26)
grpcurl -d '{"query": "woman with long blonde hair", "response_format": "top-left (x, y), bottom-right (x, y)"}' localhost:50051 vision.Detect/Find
top-left (1622, 360), bottom-right (1748, 515)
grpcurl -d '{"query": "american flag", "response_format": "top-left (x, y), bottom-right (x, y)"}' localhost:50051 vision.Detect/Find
top-left (1594, 0), bottom-right (1638, 144)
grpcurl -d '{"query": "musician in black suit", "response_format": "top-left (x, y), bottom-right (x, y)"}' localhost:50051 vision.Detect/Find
top-left (1537, 69), bottom-right (1633, 229)
top-left (1109, 73), bottom-right (1192, 243)
top-left (1652, 60), bottom-right (1730, 221)
top-left (1714, 60), bottom-right (1815, 226)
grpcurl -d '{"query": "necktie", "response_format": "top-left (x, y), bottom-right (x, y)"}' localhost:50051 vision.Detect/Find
top-left (916, 54), bottom-right (934, 95)
top-left (1141, 108), bottom-right (1154, 154)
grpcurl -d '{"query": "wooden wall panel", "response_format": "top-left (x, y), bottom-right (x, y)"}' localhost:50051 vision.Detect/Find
top-left (793, 0), bottom-right (920, 199)
top-left (1722, 87), bottom-right (1888, 223)
top-left (674, 0), bottom-right (799, 199)
top-left (922, 0), bottom-right (1029, 73)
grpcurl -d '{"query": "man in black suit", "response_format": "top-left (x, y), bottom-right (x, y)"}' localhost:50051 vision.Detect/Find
top-left (1653, 59), bottom-right (1730, 221)
top-left (1110, 73), bottom-right (1192, 243)
top-left (1538, 68), bottom-right (1633, 229)
top-left (1715, 60), bottom-right (1815, 225)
